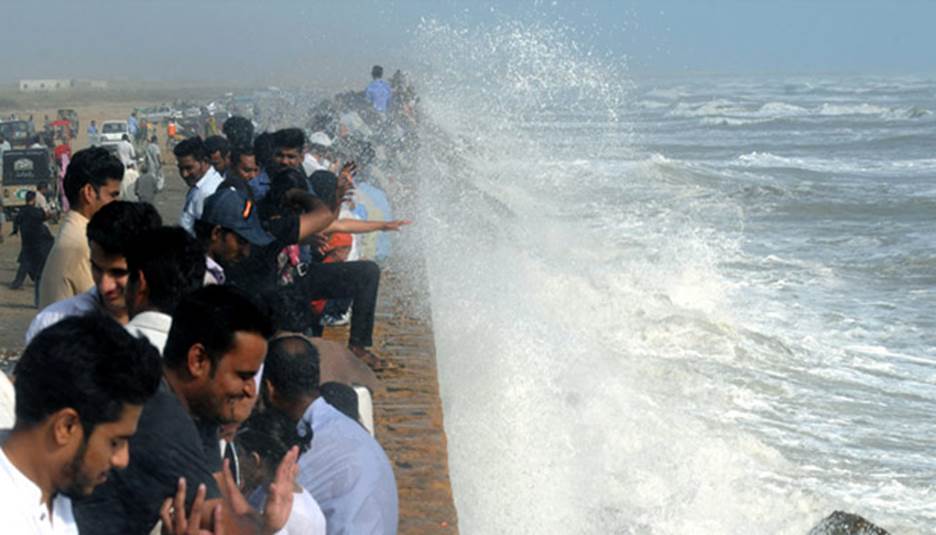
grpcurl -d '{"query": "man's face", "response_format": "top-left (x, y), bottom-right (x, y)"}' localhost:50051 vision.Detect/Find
top-left (213, 228), bottom-right (251, 264)
top-left (85, 179), bottom-right (121, 216)
top-left (89, 241), bottom-right (129, 316)
top-left (272, 147), bottom-right (302, 170)
top-left (209, 150), bottom-right (228, 174)
top-left (177, 155), bottom-right (211, 187)
top-left (195, 332), bottom-right (267, 425)
top-left (62, 404), bottom-right (143, 497)
top-left (231, 154), bottom-right (259, 181)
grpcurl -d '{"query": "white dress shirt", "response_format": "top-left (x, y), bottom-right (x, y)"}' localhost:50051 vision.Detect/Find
top-left (0, 432), bottom-right (79, 534)
top-left (297, 398), bottom-right (398, 535)
top-left (26, 288), bottom-right (104, 345)
top-left (180, 167), bottom-right (223, 234)
top-left (125, 310), bottom-right (173, 355)
top-left (248, 485), bottom-right (327, 535)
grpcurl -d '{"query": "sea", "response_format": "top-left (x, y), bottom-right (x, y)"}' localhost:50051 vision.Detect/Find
top-left (400, 21), bottom-right (936, 535)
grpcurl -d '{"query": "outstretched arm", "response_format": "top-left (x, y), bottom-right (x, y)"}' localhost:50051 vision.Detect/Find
top-left (324, 218), bottom-right (412, 234)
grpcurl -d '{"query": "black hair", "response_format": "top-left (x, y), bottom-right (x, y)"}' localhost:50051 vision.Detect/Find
top-left (150, 135), bottom-right (158, 143)
top-left (260, 166), bottom-right (311, 221)
top-left (236, 408), bottom-right (311, 467)
top-left (87, 201), bottom-right (163, 256)
top-left (173, 136), bottom-right (208, 162)
top-left (253, 132), bottom-right (274, 169)
top-left (307, 170), bottom-right (337, 208)
top-left (125, 226), bottom-right (205, 316)
top-left (63, 146), bottom-right (124, 206)
top-left (271, 128), bottom-right (304, 151)
top-left (37, 182), bottom-right (49, 191)
top-left (371, 65), bottom-right (383, 79)
top-left (25, 191), bottom-right (36, 202)
top-left (262, 335), bottom-right (320, 403)
top-left (13, 314), bottom-right (161, 434)
top-left (229, 144), bottom-right (255, 166)
top-left (163, 285), bottom-right (273, 373)
top-left (319, 382), bottom-right (361, 424)
top-left (204, 135), bottom-right (230, 158)
top-left (222, 116), bottom-right (254, 147)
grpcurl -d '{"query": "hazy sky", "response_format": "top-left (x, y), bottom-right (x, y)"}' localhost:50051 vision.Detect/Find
top-left (0, 0), bottom-right (932, 85)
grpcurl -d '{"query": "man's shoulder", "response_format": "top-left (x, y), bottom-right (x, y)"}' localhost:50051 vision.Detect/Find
top-left (27, 290), bottom-right (101, 343)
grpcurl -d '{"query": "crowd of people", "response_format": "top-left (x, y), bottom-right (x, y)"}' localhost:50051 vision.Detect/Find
top-left (1, 65), bottom-right (420, 534)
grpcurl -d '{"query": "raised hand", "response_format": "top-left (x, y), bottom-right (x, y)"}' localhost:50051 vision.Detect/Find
top-left (160, 478), bottom-right (223, 535)
top-left (261, 446), bottom-right (300, 535)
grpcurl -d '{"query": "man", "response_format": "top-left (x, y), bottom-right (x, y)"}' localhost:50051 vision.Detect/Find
top-left (128, 112), bottom-right (139, 142)
top-left (143, 134), bottom-right (164, 191)
top-left (116, 134), bottom-right (136, 168)
top-left (75, 285), bottom-right (296, 535)
top-left (222, 115), bottom-right (253, 147)
top-left (195, 188), bottom-right (273, 285)
top-left (86, 120), bottom-right (98, 145)
top-left (176, 136), bottom-right (224, 234)
top-left (302, 131), bottom-right (334, 177)
top-left (218, 145), bottom-right (259, 200)
top-left (124, 226), bottom-right (206, 352)
top-left (205, 135), bottom-right (230, 175)
top-left (39, 146), bottom-right (124, 308)
top-left (119, 161), bottom-right (140, 202)
top-left (263, 133), bottom-right (409, 367)
top-left (0, 134), bottom-right (10, 159)
top-left (27, 201), bottom-right (162, 343)
top-left (271, 128), bottom-right (306, 173)
top-left (0, 314), bottom-right (162, 534)
top-left (34, 182), bottom-right (52, 217)
top-left (9, 191), bottom-right (53, 295)
top-left (365, 65), bottom-right (392, 113)
top-left (263, 336), bottom-right (398, 534)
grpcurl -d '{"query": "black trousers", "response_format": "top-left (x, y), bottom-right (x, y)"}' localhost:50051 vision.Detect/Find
top-left (298, 260), bottom-right (380, 347)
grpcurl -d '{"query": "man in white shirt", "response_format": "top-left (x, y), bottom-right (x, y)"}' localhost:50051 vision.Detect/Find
top-left (116, 134), bottom-right (136, 168)
top-left (176, 137), bottom-right (224, 234)
top-left (302, 131), bottom-right (334, 177)
top-left (0, 313), bottom-right (161, 535)
top-left (124, 226), bottom-right (206, 353)
top-left (26, 201), bottom-right (162, 344)
top-left (263, 336), bottom-right (398, 535)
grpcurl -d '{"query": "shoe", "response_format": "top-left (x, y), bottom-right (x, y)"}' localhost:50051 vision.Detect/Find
top-left (348, 345), bottom-right (397, 371)
top-left (323, 311), bottom-right (351, 326)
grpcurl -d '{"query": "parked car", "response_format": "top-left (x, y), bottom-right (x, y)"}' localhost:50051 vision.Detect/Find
top-left (139, 105), bottom-right (176, 124)
top-left (0, 120), bottom-right (36, 148)
top-left (99, 120), bottom-right (129, 143)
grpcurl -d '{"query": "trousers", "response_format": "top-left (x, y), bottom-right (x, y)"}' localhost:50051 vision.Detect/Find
top-left (298, 260), bottom-right (380, 347)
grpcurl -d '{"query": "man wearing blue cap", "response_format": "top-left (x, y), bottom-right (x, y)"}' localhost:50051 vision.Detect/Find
top-left (195, 188), bottom-right (273, 285)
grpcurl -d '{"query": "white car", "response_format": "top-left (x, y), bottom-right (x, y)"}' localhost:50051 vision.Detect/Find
top-left (99, 120), bottom-right (129, 143)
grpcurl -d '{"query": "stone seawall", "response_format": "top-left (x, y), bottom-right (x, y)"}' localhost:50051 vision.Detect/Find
top-left (323, 268), bottom-right (459, 534)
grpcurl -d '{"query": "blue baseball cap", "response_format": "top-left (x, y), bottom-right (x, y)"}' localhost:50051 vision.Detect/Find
top-left (200, 188), bottom-right (274, 246)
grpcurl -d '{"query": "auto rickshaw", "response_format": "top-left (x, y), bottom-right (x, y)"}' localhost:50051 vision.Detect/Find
top-left (1, 148), bottom-right (56, 218)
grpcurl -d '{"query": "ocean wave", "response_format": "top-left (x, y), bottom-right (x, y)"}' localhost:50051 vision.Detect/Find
top-left (734, 152), bottom-right (936, 175)
top-left (668, 98), bottom-right (930, 124)
top-left (636, 100), bottom-right (670, 110)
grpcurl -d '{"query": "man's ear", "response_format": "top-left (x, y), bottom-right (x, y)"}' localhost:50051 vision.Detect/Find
top-left (250, 451), bottom-right (262, 469)
top-left (50, 408), bottom-right (83, 447)
top-left (187, 343), bottom-right (212, 379)
top-left (263, 378), bottom-right (277, 405)
top-left (211, 225), bottom-right (223, 242)
top-left (80, 183), bottom-right (96, 207)
top-left (128, 271), bottom-right (148, 312)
